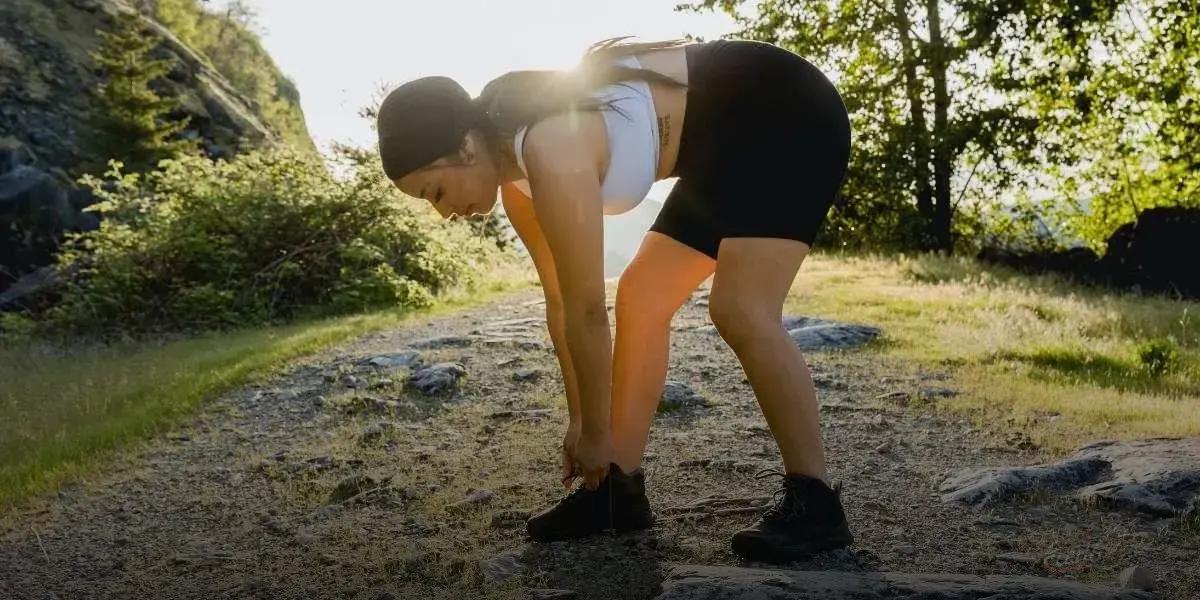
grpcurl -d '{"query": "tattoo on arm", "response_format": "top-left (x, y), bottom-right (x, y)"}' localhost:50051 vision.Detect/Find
top-left (657, 115), bottom-right (671, 152)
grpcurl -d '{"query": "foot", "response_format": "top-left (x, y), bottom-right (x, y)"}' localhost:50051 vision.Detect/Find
top-left (730, 470), bottom-right (854, 563)
top-left (526, 463), bottom-right (655, 542)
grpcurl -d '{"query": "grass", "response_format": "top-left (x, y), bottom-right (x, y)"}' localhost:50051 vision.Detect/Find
top-left (790, 252), bottom-right (1200, 453)
top-left (5, 250), bottom-right (1197, 508)
top-left (0, 265), bottom-right (538, 508)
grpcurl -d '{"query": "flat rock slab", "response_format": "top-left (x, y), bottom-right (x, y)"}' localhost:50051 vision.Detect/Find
top-left (654, 565), bottom-right (1156, 600)
top-left (697, 316), bottom-right (882, 351)
top-left (783, 316), bottom-right (882, 351)
top-left (359, 350), bottom-right (424, 369)
top-left (940, 437), bottom-right (1200, 517)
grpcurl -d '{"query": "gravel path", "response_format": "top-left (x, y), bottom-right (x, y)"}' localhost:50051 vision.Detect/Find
top-left (2, 286), bottom-right (1195, 599)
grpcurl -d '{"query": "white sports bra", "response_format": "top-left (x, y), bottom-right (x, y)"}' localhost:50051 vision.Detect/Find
top-left (510, 54), bottom-right (659, 216)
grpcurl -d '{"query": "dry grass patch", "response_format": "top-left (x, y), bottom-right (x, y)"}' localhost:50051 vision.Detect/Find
top-left (790, 253), bottom-right (1199, 453)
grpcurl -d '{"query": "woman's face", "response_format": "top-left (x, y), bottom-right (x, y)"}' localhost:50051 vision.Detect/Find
top-left (393, 132), bottom-right (499, 219)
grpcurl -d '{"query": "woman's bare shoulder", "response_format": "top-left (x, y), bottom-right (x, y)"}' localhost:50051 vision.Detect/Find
top-left (521, 110), bottom-right (609, 180)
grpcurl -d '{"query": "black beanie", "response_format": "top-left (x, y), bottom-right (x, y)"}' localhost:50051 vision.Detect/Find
top-left (377, 76), bottom-right (482, 180)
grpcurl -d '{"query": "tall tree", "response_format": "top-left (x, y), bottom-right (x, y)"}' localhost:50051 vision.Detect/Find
top-left (89, 9), bottom-right (195, 173)
top-left (1043, 1), bottom-right (1200, 249)
top-left (683, 0), bottom-right (1121, 252)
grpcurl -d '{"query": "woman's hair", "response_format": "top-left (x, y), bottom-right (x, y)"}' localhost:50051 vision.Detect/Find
top-left (473, 36), bottom-right (691, 160)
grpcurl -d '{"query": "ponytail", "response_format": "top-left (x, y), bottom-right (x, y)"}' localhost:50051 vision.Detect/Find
top-left (473, 37), bottom-right (690, 158)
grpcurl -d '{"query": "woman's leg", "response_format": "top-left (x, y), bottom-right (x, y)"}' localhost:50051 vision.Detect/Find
top-left (610, 231), bottom-right (715, 473)
top-left (707, 236), bottom-right (827, 482)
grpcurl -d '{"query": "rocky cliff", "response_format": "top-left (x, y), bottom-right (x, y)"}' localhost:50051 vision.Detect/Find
top-left (0, 0), bottom-right (311, 296)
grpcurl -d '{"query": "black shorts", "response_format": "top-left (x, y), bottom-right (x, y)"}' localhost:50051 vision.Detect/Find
top-left (649, 40), bottom-right (852, 259)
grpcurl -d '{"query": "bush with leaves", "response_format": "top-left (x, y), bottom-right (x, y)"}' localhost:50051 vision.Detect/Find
top-left (41, 149), bottom-right (507, 337)
top-left (1137, 338), bottom-right (1180, 378)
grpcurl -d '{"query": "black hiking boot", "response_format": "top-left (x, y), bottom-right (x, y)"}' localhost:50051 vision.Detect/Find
top-left (730, 469), bottom-right (854, 563)
top-left (526, 463), bottom-right (655, 541)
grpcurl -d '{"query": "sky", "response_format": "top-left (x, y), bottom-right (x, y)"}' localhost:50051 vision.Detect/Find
top-left (215, 1), bottom-right (741, 269)
top-left (227, 0), bottom-right (739, 155)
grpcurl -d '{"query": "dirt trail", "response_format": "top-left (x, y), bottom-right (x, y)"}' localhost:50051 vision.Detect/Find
top-left (2, 286), bottom-right (1196, 599)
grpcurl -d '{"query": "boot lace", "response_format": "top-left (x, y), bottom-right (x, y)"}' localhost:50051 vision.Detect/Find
top-left (755, 469), bottom-right (806, 523)
top-left (560, 483), bottom-right (593, 506)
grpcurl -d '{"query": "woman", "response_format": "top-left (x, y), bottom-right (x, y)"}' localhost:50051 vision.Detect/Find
top-left (376, 37), bottom-right (853, 564)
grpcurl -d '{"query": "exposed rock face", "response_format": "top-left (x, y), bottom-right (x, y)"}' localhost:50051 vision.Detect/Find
top-left (0, 141), bottom-right (97, 297)
top-left (0, 0), bottom-right (278, 172)
top-left (0, 0), bottom-right (298, 291)
top-left (654, 565), bottom-right (1156, 600)
top-left (940, 437), bottom-right (1200, 517)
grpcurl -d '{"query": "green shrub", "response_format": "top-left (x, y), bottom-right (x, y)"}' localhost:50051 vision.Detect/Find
top-left (1136, 338), bottom-right (1180, 377)
top-left (42, 149), bottom-right (507, 336)
top-left (0, 312), bottom-right (36, 344)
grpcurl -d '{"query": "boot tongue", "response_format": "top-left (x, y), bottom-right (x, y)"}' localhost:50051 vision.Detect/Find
top-left (782, 474), bottom-right (843, 515)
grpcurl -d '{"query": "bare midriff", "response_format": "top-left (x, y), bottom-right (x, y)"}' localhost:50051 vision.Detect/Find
top-left (634, 45), bottom-right (690, 181)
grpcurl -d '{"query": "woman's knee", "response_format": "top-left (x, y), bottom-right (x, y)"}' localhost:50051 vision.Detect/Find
top-left (708, 293), bottom-right (782, 348)
top-left (616, 267), bottom-right (681, 324)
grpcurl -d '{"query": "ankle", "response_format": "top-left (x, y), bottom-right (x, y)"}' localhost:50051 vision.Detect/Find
top-left (613, 457), bottom-right (643, 475)
top-left (783, 471), bottom-right (832, 489)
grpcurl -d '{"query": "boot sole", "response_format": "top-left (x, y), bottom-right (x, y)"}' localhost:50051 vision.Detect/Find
top-left (730, 527), bottom-right (854, 563)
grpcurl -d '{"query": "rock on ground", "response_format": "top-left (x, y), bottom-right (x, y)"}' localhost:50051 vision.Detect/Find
top-left (360, 351), bottom-right (423, 369)
top-left (696, 315), bottom-right (881, 352)
top-left (479, 547), bottom-right (525, 583)
top-left (653, 565), bottom-right (1156, 600)
top-left (782, 316), bottom-right (882, 351)
top-left (940, 437), bottom-right (1200, 517)
top-left (658, 381), bottom-right (709, 413)
top-left (406, 362), bottom-right (467, 395)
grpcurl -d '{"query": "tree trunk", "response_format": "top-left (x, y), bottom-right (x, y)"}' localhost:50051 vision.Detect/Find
top-left (925, 0), bottom-right (954, 252)
top-left (892, 0), bottom-right (935, 249)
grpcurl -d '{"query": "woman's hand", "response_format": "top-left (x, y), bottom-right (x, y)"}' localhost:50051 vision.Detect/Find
top-left (560, 422), bottom-right (581, 488)
top-left (570, 429), bottom-right (615, 490)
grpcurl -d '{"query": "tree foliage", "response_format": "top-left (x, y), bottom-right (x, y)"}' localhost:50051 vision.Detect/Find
top-left (88, 9), bottom-right (196, 173)
top-left (1043, 1), bottom-right (1200, 251)
top-left (147, 0), bottom-right (315, 153)
top-left (682, 0), bottom-right (1196, 254)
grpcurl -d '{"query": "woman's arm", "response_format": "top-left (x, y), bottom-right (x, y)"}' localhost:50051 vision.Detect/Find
top-left (499, 180), bottom-right (584, 485)
top-left (522, 111), bottom-right (613, 489)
